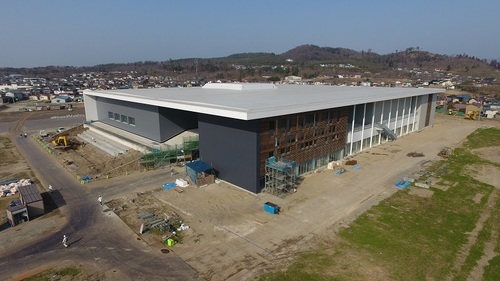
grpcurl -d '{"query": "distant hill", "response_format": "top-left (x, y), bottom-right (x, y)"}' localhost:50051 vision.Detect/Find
top-left (1, 44), bottom-right (499, 81)
top-left (282, 44), bottom-right (365, 61)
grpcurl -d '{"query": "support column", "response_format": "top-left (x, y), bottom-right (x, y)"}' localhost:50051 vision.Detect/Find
top-left (400, 97), bottom-right (406, 136)
top-left (369, 102), bottom-right (376, 147)
top-left (412, 96), bottom-right (419, 130)
top-left (394, 98), bottom-right (400, 135)
top-left (406, 97), bottom-right (412, 134)
top-left (379, 100), bottom-right (385, 144)
top-left (349, 104), bottom-right (356, 155)
top-left (360, 103), bottom-right (367, 151)
top-left (387, 99), bottom-right (393, 142)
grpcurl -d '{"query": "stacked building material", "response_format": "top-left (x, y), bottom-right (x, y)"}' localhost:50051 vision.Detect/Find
top-left (0, 179), bottom-right (32, 197)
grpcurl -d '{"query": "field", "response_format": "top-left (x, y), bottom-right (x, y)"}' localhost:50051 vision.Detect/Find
top-left (258, 127), bottom-right (500, 280)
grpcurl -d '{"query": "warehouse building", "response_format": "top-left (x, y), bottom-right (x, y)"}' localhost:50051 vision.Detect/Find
top-left (83, 83), bottom-right (438, 193)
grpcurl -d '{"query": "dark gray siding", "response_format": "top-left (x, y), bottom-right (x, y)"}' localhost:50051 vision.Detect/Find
top-left (198, 114), bottom-right (260, 193)
top-left (158, 107), bottom-right (198, 141)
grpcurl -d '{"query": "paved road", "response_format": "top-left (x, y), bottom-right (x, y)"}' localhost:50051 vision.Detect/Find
top-left (0, 115), bottom-right (198, 280)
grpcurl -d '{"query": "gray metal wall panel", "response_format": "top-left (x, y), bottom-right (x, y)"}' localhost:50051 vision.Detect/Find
top-left (83, 94), bottom-right (98, 122)
top-left (428, 93), bottom-right (437, 126)
top-left (416, 95), bottom-right (427, 130)
top-left (198, 114), bottom-right (260, 193)
top-left (158, 107), bottom-right (198, 141)
top-left (96, 97), bottom-right (162, 141)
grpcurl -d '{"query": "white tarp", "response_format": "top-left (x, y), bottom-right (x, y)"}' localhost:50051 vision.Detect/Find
top-left (175, 178), bottom-right (189, 187)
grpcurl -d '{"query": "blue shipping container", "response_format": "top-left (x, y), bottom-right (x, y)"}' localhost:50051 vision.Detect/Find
top-left (264, 202), bottom-right (279, 214)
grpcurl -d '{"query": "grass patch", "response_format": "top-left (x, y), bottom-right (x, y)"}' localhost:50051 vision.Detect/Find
top-left (463, 127), bottom-right (500, 149)
top-left (23, 265), bottom-right (84, 281)
top-left (10, 171), bottom-right (34, 180)
top-left (258, 127), bottom-right (500, 281)
top-left (0, 136), bottom-right (16, 165)
top-left (481, 192), bottom-right (500, 281)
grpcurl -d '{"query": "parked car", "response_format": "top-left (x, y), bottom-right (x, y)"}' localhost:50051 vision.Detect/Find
top-left (57, 127), bottom-right (65, 133)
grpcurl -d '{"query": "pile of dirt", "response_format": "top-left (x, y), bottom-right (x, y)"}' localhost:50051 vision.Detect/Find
top-left (407, 152), bottom-right (425, 157)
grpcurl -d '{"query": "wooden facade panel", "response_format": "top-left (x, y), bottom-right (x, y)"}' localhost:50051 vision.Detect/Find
top-left (259, 107), bottom-right (350, 177)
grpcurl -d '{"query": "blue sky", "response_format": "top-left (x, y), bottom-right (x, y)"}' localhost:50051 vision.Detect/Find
top-left (1, 0), bottom-right (498, 67)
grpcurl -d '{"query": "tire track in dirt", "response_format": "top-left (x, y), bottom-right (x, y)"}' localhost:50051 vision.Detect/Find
top-left (446, 188), bottom-right (498, 281)
top-left (467, 188), bottom-right (498, 281)
top-left (8, 112), bottom-right (33, 136)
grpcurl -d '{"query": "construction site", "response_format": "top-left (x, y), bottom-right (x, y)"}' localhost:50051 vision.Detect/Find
top-left (34, 121), bottom-right (200, 182)
top-left (1, 99), bottom-right (499, 280)
top-left (94, 113), bottom-right (499, 281)
top-left (263, 156), bottom-right (297, 196)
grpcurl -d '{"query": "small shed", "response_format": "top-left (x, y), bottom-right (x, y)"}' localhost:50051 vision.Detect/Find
top-left (19, 184), bottom-right (44, 218)
top-left (6, 204), bottom-right (28, 227)
top-left (186, 160), bottom-right (215, 187)
top-left (51, 96), bottom-right (70, 104)
top-left (456, 93), bottom-right (471, 102)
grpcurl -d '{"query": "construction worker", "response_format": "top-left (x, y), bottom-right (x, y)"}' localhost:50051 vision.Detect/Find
top-left (62, 235), bottom-right (68, 248)
top-left (98, 195), bottom-right (103, 206)
top-left (48, 185), bottom-right (54, 192)
top-left (23, 133), bottom-right (27, 138)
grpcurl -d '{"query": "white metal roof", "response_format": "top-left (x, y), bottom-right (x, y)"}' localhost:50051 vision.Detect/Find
top-left (83, 83), bottom-right (441, 120)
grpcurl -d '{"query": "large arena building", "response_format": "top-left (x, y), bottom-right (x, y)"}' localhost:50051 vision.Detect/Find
top-left (83, 83), bottom-right (438, 193)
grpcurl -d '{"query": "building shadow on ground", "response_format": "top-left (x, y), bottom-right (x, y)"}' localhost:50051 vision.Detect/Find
top-left (41, 190), bottom-right (66, 212)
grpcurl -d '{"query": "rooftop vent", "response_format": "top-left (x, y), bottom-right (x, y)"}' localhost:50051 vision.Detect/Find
top-left (202, 82), bottom-right (277, 91)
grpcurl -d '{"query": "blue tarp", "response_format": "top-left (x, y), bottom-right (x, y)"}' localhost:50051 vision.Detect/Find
top-left (186, 160), bottom-right (213, 184)
top-left (186, 161), bottom-right (212, 173)
top-left (163, 182), bottom-right (176, 190)
top-left (266, 157), bottom-right (296, 172)
top-left (456, 93), bottom-right (471, 99)
top-left (395, 180), bottom-right (410, 188)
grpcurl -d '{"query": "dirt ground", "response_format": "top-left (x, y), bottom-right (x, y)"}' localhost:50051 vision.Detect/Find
top-left (101, 114), bottom-right (499, 281)
top-left (2, 110), bottom-right (499, 280)
top-left (47, 135), bottom-right (144, 180)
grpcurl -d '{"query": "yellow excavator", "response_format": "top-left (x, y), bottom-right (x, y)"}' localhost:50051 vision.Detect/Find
top-left (464, 111), bottom-right (479, 120)
top-left (52, 135), bottom-right (69, 147)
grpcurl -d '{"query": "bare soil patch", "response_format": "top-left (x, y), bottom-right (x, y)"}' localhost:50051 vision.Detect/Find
top-left (472, 147), bottom-right (500, 164)
top-left (409, 187), bottom-right (434, 198)
top-left (0, 136), bottom-right (30, 179)
top-left (106, 190), bottom-right (185, 249)
top-left (465, 164), bottom-right (500, 189)
top-left (38, 128), bottom-right (144, 180)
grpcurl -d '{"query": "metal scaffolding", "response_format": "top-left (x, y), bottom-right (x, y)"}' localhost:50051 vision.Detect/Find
top-left (264, 156), bottom-right (297, 196)
top-left (141, 136), bottom-right (199, 169)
